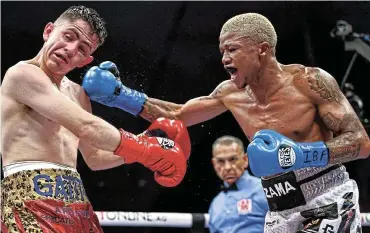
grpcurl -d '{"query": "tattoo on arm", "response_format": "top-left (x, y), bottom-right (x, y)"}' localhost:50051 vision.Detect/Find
top-left (211, 88), bottom-right (223, 97)
top-left (308, 70), bottom-right (343, 103)
top-left (196, 83), bottom-right (227, 101)
top-left (210, 81), bottom-right (230, 97)
top-left (140, 98), bottom-right (181, 122)
top-left (196, 96), bottom-right (213, 101)
top-left (324, 112), bottom-right (364, 164)
top-left (140, 81), bottom-right (229, 122)
top-left (322, 112), bottom-right (341, 132)
top-left (309, 69), bottom-right (369, 164)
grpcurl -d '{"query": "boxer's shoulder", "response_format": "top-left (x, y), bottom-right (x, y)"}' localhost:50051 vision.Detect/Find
top-left (72, 80), bottom-right (92, 112)
top-left (4, 61), bottom-right (39, 80)
top-left (60, 77), bottom-right (90, 109)
top-left (287, 66), bottom-right (341, 102)
top-left (281, 63), bottom-right (310, 80)
top-left (211, 80), bottom-right (240, 98)
top-left (290, 66), bottom-right (335, 85)
top-left (62, 77), bottom-right (84, 95)
top-left (3, 61), bottom-right (54, 90)
top-left (2, 62), bottom-right (42, 98)
top-left (279, 64), bottom-right (306, 86)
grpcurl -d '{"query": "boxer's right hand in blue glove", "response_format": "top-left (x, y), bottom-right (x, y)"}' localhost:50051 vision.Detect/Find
top-left (247, 129), bottom-right (329, 177)
top-left (82, 61), bottom-right (148, 116)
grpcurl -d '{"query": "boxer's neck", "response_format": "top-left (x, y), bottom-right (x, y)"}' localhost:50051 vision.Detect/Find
top-left (30, 49), bottom-right (65, 87)
top-left (248, 57), bottom-right (284, 104)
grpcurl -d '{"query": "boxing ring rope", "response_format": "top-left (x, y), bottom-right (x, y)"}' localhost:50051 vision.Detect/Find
top-left (95, 211), bottom-right (370, 228)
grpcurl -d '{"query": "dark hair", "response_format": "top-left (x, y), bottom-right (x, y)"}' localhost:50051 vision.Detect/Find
top-left (56, 5), bottom-right (107, 46)
top-left (212, 135), bottom-right (245, 151)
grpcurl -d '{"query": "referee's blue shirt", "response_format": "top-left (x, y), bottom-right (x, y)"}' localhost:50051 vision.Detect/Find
top-left (208, 171), bottom-right (269, 233)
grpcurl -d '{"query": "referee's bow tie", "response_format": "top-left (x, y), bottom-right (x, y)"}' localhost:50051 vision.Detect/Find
top-left (221, 183), bottom-right (238, 193)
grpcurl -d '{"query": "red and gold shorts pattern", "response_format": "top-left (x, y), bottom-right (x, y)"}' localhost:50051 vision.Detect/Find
top-left (1, 168), bottom-right (103, 233)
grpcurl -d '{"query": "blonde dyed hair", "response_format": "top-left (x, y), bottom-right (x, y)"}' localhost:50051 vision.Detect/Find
top-left (220, 13), bottom-right (277, 54)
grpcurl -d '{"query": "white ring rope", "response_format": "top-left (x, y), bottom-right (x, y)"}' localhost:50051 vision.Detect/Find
top-left (95, 211), bottom-right (370, 227)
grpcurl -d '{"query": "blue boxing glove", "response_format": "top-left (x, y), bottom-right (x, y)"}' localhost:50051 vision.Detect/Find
top-left (82, 61), bottom-right (147, 116)
top-left (247, 129), bottom-right (329, 177)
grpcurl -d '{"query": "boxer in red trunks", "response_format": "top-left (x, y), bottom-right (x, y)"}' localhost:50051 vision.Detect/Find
top-left (1, 5), bottom-right (191, 233)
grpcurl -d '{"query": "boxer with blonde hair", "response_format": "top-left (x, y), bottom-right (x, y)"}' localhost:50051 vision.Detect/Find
top-left (83, 12), bottom-right (369, 233)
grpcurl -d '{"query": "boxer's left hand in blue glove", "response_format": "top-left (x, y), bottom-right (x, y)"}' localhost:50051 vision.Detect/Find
top-left (247, 129), bottom-right (329, 177)
top-left (82, 61), bottom-right (147, 116)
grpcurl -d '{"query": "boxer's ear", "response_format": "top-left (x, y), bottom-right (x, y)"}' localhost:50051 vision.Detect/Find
top-left (43, 22), bottom-right (54, 42)
top-left (77, 56), bottom-right (94, 68)
top-left (258, 42), bottom-right (270, 56)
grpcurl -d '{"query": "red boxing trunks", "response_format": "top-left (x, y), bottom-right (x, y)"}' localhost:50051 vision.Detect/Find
top-left (1, 167), bottom-right (103, 233)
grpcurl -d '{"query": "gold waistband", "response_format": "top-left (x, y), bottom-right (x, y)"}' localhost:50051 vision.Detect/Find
top-left (1, 168), bottom-right (90, 204)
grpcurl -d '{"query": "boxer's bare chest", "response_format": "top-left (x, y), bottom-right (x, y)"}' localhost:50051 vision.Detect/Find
top-left (3, 79), bottom-right (83, 165)
top-left (224, 85), bottom-right (321, 142)
top-left (28, 80), bottom-right (82, 137)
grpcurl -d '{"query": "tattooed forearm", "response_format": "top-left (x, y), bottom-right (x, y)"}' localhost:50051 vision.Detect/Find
top-left (324, 112), bottom-right (366, 164)
top-left (326, 133), bottom-right (361, 164)
top-left (139, 81), bottom-right (231, 123)
top-left (308, 70), bottom-right (343, 103)
top-left (312, 68), bottom-right (370, 162)
top-left (139, 98), bottom-right (181, 122)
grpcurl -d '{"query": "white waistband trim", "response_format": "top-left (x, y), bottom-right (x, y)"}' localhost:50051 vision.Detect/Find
top-left (3, 161), bottom-right (77, 177)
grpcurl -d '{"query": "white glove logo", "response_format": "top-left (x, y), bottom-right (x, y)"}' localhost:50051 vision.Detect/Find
top-left (278, 145), bottom-right (296, 169)
top-left (156, 137), bottom-right (175, 150)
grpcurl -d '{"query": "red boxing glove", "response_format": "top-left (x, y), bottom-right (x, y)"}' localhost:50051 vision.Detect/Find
top-left (114, 129), bottom-right (186, 187)
top-left (145, 118), bottom-right (191, 160)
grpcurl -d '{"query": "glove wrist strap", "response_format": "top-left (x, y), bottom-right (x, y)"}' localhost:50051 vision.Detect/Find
top-left (114, 129), bottom-right (147, 163)
top-left (113, 84), bottom-right (148, 116)
top-left (298, 141), bottom-right (329, 168)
